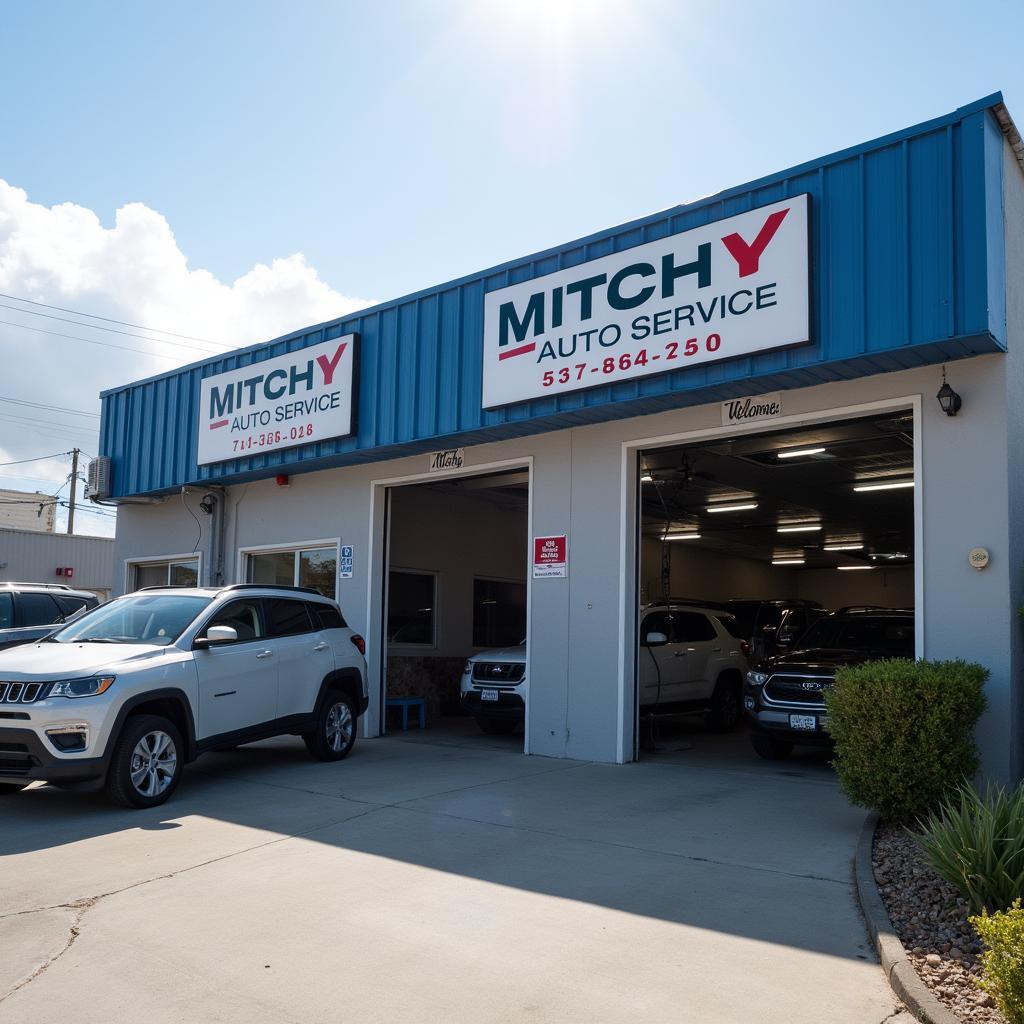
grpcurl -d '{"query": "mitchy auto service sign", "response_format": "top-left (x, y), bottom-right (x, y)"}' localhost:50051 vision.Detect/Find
top-left (197, 335), bottom-right (357, 465)
top-left (482, 196), bottom-right (810, 409)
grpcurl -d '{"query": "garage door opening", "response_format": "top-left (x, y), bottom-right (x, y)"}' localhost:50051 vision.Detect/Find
top-left (634, 409), bottom-right (917, 762)
top-left (381, 468), bottom-right (530, 749)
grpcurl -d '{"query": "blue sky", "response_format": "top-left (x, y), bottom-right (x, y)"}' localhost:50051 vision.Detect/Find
top-left (1, 0), bottom-right (1022, 535)
top-left (5, 0), bottom-right (1023, 303)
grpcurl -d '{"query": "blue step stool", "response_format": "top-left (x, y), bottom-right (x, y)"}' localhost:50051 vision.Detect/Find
top-left (385, 696), bottom-right (426, 731)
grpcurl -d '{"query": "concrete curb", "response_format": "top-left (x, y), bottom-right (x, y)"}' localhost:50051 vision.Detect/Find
top-left (854, 812), bottom-right (961, 1024)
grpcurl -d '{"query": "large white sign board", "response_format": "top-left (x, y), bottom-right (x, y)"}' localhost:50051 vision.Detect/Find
top-left (198, 336), bottom-right (357, 466)
top-left (482, 196), bottom-right (810, 409)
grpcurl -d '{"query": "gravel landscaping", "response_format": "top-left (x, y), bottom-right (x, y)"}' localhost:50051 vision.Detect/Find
top-left (872, 823), bottom-right (1005, 1024)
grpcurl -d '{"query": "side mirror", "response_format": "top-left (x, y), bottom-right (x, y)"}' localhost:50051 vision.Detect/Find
top-left (644, 631), bottom-right (669, 647)
top-left (195, 624), bottom-right (238, 649)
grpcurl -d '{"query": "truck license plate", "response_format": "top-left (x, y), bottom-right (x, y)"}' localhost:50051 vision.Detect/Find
top-left (789, 714), bottom-right (817, 731)
top-left (480, 688), bottom-right (499, 702)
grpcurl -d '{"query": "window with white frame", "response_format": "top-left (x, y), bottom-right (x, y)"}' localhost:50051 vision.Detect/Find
top-left (131, 558), bottom-right (200, 590)
top-left (244, 544), bottom-right (338, 598)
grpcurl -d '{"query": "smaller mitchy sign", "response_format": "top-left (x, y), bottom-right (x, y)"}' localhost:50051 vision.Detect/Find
top-left (198, 335), bottom-right (357, 466)
top-left (428, 448), bottom-right (465, 472)
top-left (533, 535), bottom-right (567, 579)
top-left (721, 392), bottom-right (783, 427)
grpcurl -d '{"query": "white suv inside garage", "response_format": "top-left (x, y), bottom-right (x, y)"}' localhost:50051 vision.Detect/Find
top-left (639, 603), bottom-right (750, 731)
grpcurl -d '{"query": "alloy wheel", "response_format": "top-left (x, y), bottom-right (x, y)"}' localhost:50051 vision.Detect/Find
top-left (325, 701), bottom-right (353, 753)
top-left (129, 730), bottom-right (178, 798)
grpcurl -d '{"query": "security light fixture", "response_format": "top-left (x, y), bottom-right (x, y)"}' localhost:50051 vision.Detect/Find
top-left (776, 447), bottom-right (826, 459)
top-left (777, 524), bottom-right (822, 534)
top-left (706, 502), bottom-right (758, 513)
top-left (824, 543), bottom-right (864, 551)
top-left (936, 366), bottom-right (962, 416)
top-left (853, 480), bottom-right (914, 492)
top-left (772, 558), bottom-right (805, 566)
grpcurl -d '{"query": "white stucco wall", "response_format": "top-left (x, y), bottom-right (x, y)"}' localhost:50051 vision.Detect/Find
top-left (113, 350), bottom-right (1019, 778)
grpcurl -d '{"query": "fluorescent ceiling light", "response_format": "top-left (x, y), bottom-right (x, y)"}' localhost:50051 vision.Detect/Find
top-left (664, 532), bottom-right (701, 541)
top-left (837, 565), bottom-right (875, 571)
top-left (824, 543), bottom-right (864, 551)
top-left (772, 558), bottom-right (805, 566)
top-left (870, 553), bottom-right (909, 560)
top-left (706, 502), bottom-right (758, 513)
top-left (776, 447), bottom-right (826, 459)
top-left (640, 473), bottom-right (654, 483)
top-left (777, 524), bottom-right (822, 533)
top-left (853, 480), bottom-right (915, 492)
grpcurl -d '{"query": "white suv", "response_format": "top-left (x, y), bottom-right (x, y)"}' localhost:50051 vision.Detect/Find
top-left (639, 603), bottom-right (750, 731)
top-left (0, 585), bottom-right (368, 808)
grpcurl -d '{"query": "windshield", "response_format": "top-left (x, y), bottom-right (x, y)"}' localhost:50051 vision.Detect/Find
top-left (797, 616), bottom-right (914, 655)
top-left (54, 594), bottom-right (212, 645)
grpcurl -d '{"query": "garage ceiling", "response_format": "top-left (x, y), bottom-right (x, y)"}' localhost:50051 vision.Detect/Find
top-left (640, 413), bottom-right (914, 569)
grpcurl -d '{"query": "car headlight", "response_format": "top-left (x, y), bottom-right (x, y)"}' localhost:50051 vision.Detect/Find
top-left (462, 660), bottom-right (473, 676)
top-left (746, 670), bottom-right (769, 687)
top-left (49, 675), bottom-right (116, 698)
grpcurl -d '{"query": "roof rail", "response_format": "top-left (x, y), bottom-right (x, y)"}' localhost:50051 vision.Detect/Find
top-left (0, 581), bottom-right (73, 591)
top-left (223, 584), bottom-right (324, 596)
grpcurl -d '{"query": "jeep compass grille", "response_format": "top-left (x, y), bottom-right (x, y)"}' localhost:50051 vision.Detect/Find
top-left (0, 681), bottom-right (47, 704)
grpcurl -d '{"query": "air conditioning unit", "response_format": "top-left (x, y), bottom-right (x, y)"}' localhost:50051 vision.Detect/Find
top-left (85, 456), bottom-right (112, 500)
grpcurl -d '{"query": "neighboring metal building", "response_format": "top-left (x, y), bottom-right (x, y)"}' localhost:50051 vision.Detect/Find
top-left (0, 489), bottom-right (57, 533)
top-left (97, 93), bottom-right (1024, 780)
top-left (0, 527), bottom-right (115, 601)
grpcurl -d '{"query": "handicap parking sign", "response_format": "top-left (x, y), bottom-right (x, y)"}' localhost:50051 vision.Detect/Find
top-left (339, 544), bottom-right (354, 579)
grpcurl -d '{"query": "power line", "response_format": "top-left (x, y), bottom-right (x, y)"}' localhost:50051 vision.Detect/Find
top-left (0, 301), bottom-right (227, 356)
top-left (0, 395), bottom-right (100, 419)
top-left (0, 451), bottom-right (74, 468)
top-left (0, 318), bottom-right (182, 362)
top-left (0, 291), bottom-right (230, 348)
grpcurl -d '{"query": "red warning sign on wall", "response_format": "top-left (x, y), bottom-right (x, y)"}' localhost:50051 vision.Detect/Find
top-left (533, 535), bottom-right (567, 579)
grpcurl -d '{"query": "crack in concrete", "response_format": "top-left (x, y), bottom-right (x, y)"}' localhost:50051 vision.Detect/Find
top-left (0, 899), bottom-right (93, 1004)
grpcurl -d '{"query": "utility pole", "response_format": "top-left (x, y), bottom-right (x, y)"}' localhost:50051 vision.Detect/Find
top-left (67, 448), bottom-right (79, 535)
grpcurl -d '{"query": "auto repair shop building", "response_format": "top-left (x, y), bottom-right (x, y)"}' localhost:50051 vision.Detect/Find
top-left (97, 94), bottom-right (1024, 781)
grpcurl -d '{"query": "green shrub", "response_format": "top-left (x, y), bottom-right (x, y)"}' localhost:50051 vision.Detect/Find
top-left (824, 659), bottom-right (987, 823)
top-left (913, 782), bottom-right (1024, 913)
top-left (971, 899), bottom-right (1024, 1024)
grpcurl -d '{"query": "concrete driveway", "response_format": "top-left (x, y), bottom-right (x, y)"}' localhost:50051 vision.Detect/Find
top-left (0, 727), bottom-right (903, 1024)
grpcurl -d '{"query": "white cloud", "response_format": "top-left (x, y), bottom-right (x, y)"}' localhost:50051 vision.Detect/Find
top-left (0, 180), bottom-right (373, 539)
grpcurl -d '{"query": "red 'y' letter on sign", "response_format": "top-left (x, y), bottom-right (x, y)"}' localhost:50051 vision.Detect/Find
top-left (721, 208), bottom-right (789, 278)
top-left (316, 342), bottom-right (347, 385)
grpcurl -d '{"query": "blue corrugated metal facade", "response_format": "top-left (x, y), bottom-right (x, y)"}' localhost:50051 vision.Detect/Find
top-left (100, 95), bottom-right (1009, 498)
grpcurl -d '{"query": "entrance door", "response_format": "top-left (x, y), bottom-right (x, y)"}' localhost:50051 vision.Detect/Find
top-left (194, 598), bottom-right (278, 739)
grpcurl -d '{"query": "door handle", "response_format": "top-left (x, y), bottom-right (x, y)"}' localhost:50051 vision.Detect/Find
top-left (255, 650), bottom-right (274, 660)
top-left (313, 641), bottom-right (329, 652)
top-left (673, 651), bottom-right (689, 657)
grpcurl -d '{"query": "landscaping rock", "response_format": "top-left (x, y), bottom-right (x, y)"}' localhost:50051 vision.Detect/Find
top-left (872, 824), bottom-right (1007, 1024)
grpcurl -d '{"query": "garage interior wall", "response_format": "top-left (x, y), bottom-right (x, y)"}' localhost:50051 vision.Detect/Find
top-left (385, 484), bottom-right (527, 719)
top-left (640, 538), bottom-right (914, 610)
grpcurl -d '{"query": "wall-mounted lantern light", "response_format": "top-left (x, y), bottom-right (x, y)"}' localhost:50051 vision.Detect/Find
top-left (936, 366), bottom-right (962, 417)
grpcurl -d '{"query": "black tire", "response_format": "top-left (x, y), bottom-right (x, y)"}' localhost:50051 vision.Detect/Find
top-left (0, 781), bottom-right (30, 795)
top-left (303, 691), bottom-right (357, 761)
top-left (705, 677), bottom-right (742, 733)
top-left (105, 714), bottom-right (184, 809)
top-left (475, 717), bottom-right (518, 736)
top-left (751, 734), bottom-right (795, 760)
